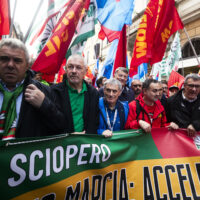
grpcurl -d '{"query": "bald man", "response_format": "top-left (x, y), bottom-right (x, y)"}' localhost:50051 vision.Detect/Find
top-left (131, 79), bottom-right (142, 98)
top-left (51, 54), bottom-right (99, 134)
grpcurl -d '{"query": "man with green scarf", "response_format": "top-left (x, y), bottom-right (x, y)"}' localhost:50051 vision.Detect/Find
top-left (0, 38), bottom-right (64, 140)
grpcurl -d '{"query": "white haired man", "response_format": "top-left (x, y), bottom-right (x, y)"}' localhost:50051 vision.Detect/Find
top-left (98, 78), bottom-right (129, 137)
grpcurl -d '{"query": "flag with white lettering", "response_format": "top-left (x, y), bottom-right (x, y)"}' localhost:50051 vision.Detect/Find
top-left (1, 128), bottom-right (200, 199)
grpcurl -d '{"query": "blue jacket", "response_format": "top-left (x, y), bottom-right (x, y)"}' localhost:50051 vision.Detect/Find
top-left (97, 97), bottom-right (129, 135)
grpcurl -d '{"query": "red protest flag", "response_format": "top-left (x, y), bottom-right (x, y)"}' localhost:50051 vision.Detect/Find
top-left (149, 1), bottom-right (183, 65)
top-left (32, 0), bottom-right (90, 74)
top-left (113, 25), bottom-right (127, 75)
top-left (129, 0), bottom-right (183, 77)
top-left (0, 0), bottom-right (10, 38)
top-left (56, 58), bottom-right (66, 83)
top-left (129, 0), bottom-right (159, 76)
top-left (168, 70), bottom-right (184, 89)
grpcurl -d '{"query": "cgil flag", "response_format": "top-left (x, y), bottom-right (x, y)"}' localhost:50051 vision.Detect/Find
top-left (31, 0), bottom-right (90, 75)
top-left (129, 0), bottom-right (183, 77)
top-left (96, 0), bottom-right (134, 42)
top-left (0, 0), bottom-right (10, 39)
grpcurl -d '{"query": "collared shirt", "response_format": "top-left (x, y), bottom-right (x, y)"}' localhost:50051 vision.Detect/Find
top-left (182, 91), bottom-right (197, 103)
top-left (0, 80), bottom-right (24, 129)
top-left (66, 80), bottom-right (87, 132)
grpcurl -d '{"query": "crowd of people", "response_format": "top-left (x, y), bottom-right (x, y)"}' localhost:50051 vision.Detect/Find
top-left (0, 38), bottom-right (200, 141)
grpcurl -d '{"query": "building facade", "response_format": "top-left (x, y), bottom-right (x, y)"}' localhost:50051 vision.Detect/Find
top-left (84, 0), bottom-right (200, 77)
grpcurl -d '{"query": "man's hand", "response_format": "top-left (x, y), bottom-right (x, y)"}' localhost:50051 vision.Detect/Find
top-left (138, 120), bottom-right (151, 133)
top-left (187, 124), bottom-right (196, 137)
top-left (25, 84), bottom-right (45, 108)
top-left (102, 130), bottom-right (113, 137)
top-left (168, 122), bottom-right (179, 130)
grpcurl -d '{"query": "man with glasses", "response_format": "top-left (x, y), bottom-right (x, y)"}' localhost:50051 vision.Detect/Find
top-left (125, 79), bottom-right (168, 133)
top-left (161, 80), bottom-right (168, 98)
top-left (131, 79), bottom-right (142, 98)
top-left (51, 54), bottom-right (99, 134)
top-left (0, 38), bottom-right (64, 140)
top-left (167, 73), bottom-right (200, 136)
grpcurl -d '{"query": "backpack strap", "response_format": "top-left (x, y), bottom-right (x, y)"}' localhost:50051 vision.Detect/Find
top-left (99, 109), bottom-right (109, 130)
top-left (136, 100), bottom-right (144, 121)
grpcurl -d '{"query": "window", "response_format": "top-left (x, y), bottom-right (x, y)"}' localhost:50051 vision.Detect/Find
top-left (182, 38), bottom-right (200, 58)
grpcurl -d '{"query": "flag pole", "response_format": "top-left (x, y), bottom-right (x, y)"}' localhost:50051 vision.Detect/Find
top-left (183, 27), bottom-right (200, 67)
top-left (9, 0), bottom-right (17, 37)
top-left (23, 0), bottom-right (43, 43)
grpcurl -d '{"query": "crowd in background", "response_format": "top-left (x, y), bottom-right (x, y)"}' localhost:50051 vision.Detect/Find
top-left (0, 38), bottom-right (200, 141)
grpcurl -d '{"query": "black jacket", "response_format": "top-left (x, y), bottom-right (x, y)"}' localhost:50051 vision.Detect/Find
top-left (0, 70), bottom-right (65, 139)
top-left (166, 89), bottom-right (200, 131)
top-left (51, 80), bottom-right (99, 134)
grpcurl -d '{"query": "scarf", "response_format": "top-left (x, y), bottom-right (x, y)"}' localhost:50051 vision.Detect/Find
top-left (0, 83), bottom-right (23, 139)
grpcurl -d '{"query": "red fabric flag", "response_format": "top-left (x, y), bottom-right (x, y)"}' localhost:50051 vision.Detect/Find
top-left (0, 0), bottom-right (10, 38)
top-left (113, 25), bottom-right (127, 75)
top-left (129, 0), bottom-right (183, 77)
top-left (56, 59), bottom-right (66, 83)
top-left (168, 70), bottom-right (184, 89)
top-left (32, 0), bottom-right (90, 74)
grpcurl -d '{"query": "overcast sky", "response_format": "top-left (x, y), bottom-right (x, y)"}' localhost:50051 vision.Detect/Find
top-left (10, 0), bottom-right (145, 35)
top-left (10, 0), bottom-right (48, 35)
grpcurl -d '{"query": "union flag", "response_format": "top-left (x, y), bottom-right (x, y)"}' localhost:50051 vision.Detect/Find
top-left (129, 0), bottom-right (183, 77)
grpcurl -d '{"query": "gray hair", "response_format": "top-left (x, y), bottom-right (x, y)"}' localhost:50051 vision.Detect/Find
top-left (184, 73), bottom-right (200, 84)
top-left (0, 38), bottom-right (29, 64)
top-left (114, 67), bottom-right (128, 75)
top-left (67, 54), bottom-right (87, 67)
top-left (104, 78), bottom-right (122, 91)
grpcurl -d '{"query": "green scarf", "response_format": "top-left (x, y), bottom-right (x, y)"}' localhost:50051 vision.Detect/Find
top-left (0, 83), bottom-right (24, 139)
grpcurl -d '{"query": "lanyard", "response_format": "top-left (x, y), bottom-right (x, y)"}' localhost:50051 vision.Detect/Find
top-left (105, 107), bottom-right (118, 131)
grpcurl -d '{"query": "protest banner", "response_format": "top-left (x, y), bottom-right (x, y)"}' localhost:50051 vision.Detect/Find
top-left (1, 128), bottom-right (200, 199)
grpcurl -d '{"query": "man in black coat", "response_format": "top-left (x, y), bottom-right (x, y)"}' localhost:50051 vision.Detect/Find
top-left (51, 54), bottom-right (99, 134)
top-left (0, 38), bottom-right (64, 140)
top-left (167, 73), bottom-right (200, 136)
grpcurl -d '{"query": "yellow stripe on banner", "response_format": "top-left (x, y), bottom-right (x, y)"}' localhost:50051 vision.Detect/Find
top-left (13, 157), bottom-right (200, 200)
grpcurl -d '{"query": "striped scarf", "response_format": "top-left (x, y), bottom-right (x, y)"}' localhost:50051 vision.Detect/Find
top-left (0, 83), bottom-right (23, 140)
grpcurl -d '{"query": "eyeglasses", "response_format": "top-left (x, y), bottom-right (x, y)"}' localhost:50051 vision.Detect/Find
top-left (186, 84), bottom-right (200, 89)
top-left (0, 56), bottom-right (23, 64)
